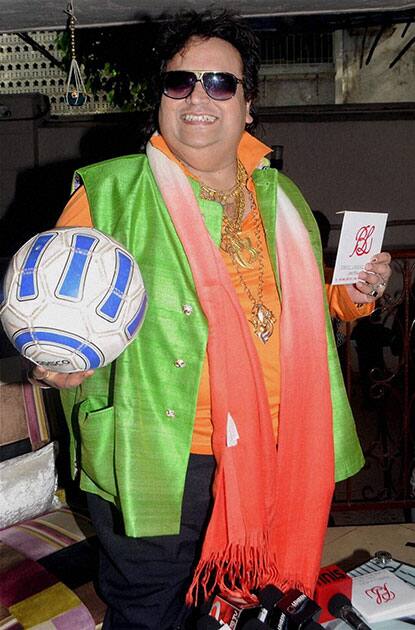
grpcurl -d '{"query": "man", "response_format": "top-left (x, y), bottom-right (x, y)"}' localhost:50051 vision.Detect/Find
top-left (29, 10), bottom-right (392, 630)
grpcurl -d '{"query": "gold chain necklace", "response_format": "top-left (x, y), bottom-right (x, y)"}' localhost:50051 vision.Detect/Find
top-left (200, 161), bottom-right (258, 269)
top-left (231, 193), bottom-right (276, 343)
top-left (200, 161), bottom-right (275, 343)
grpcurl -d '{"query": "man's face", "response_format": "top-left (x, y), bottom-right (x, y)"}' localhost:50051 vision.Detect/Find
top-left (158, 36), bottom-right (252, 168)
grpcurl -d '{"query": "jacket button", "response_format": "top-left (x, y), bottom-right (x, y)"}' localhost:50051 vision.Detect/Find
top-left (174, 359), bottom-right (186, 368)
top-left (165, 409), bottom-right (176, 418)
top-left (182, 304), bottom-right (193, 315)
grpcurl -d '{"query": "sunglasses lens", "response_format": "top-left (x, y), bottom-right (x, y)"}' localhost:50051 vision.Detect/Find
top-left (204, 73), bottom-right (238, 100)
top-left (163, 71), bottom-right (195, 99)
top-left (162, 71), bottom-right (240, 100)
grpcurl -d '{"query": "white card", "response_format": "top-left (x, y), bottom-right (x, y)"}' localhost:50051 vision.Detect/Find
top-left (331, 211), bottom-right (388, 285)
top-left (351, 569), bottom-right (415, 623)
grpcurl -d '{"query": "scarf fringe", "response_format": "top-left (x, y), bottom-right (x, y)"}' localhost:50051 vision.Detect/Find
top-left (185, 538), bottom-right (315, 606)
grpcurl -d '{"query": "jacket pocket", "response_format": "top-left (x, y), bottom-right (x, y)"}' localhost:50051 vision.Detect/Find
top-left (78, 401), bottom-right (117, 497)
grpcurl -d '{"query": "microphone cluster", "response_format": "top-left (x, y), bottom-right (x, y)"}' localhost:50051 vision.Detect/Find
top-left (197, 585), bottom-right (325, 629)
top-left (197, 565), bottom-right (372, 630)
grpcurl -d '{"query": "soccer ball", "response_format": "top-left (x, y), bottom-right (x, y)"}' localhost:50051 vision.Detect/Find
top-left (0, 227), bottom-right (147, 373)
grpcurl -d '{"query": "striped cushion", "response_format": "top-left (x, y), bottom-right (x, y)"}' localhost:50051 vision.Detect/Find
top-left (0, 356), bottom-right (49, 462)
top-left (0, 507), bottom-right (105, 629)
top-left (0, 443), bottom-right (59, 529)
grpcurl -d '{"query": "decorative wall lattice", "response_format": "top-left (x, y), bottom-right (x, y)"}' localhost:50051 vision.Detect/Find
top-left (260, 31), bottom-right (334, 65)
top-left (0, 31), bottom-right (117, 116)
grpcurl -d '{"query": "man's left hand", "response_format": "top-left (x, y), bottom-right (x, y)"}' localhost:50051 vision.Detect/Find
top-left (346, 251), bottom-right (392, 304)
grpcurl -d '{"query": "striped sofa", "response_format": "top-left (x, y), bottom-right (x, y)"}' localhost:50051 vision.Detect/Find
top-left (0, 354), bottom-right (106, 629)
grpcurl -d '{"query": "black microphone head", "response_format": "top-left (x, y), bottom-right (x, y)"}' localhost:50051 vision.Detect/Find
top-left (196, 614), bottom-right (222, 629)
top-left (199, 595), bottom-right (215, 616)
top-left (257, 584), bottom-right (284, 610)
top-left (327, 592), bottom-right (351, 617)
top-left (327, 593), bottom-right (371, 630)
top-left (243, 620), bottom-right (270, 629)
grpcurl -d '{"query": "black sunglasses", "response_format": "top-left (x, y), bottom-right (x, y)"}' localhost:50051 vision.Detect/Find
top-left (162, 70), bottom-right (243, 101)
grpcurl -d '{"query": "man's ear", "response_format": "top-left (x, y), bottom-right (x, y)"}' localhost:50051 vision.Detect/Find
top-left (245, 100), bottom-right (253, 125)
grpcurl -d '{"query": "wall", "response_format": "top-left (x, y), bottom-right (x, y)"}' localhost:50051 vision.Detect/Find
top-left (0, 99), bottom-right (144, 256)
top-left (1, 95), bottom-right (414, 257)
top-left (260, 113), bottom-right (415, 249)
top-left (334, 24), bottom-right (415, 104)
top-left (258, 64), bottom-right (335, 107)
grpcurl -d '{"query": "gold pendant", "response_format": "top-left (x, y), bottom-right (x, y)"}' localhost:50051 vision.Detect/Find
top-left (250, 303), bottom-right (276, 343)
top-left (221, 231), bottom-right (258, 269)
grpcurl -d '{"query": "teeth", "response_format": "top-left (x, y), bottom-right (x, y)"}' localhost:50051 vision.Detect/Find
top-left (182, 114), bottom-right (216, 122)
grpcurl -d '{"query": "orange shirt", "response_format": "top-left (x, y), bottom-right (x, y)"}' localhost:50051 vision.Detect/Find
top-left (191, 206), bottom-right (282, 453)
top-left (57, 133), bottom-right (371, 455)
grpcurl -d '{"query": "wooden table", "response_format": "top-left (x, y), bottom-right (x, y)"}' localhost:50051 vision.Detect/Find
top-left (322, 523), bottom-right (415, 570)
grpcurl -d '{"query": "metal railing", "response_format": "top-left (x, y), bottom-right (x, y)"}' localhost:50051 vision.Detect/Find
top-left (332, 248), bottom-right (415, 517)
top-left (259, 31), bottom-right (333, 65)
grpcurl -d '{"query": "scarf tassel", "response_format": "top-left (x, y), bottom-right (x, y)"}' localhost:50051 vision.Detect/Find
top-left (186, 535), bottom-right (315, 607)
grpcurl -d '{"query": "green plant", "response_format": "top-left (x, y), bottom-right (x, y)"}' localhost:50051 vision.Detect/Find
top-left (56, 23), bottom-right (158, 112)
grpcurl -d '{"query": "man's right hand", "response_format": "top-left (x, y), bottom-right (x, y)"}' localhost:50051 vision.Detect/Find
top-left (28, 365), bottom-right (95, 389)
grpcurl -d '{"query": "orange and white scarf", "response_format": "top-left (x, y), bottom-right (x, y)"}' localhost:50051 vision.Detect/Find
top-left (147, 141), bottom-right (335, 603)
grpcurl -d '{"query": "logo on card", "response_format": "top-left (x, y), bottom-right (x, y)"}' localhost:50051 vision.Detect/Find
top-left (364, 583), bottom-right (396, 605)
top-left (349, 224), bottom-right (375, 257)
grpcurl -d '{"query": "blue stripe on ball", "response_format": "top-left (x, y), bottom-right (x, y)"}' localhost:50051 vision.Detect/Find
top-left (125, 293), bottom-right (148, 340)
top-left (19, 233), bottom-right (57, 300)
top-left (14, 328), bottom-right (104, 369)
top-left (57, 234), bottom-right (98, 301)
top-left (98, 250), bottom-right (133, 322)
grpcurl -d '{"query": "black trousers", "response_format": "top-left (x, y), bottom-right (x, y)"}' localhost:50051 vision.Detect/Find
top-left (87, 454), bottom-right (216, 630)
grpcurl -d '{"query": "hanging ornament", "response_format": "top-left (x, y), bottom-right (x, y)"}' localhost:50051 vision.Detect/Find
top-left (64, 1), bottom-right (87, 106)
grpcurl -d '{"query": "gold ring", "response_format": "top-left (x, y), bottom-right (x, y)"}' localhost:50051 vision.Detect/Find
top-left (33, 369), bottom-right (50, 381)
top-left (28, 368), bottom-right (52, 389)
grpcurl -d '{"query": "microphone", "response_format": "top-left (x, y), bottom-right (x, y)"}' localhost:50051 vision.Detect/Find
top-left (328, 593), bottom-right (371, 630)
top-left (314, 564), bottom-right (353, 623)
top-left (243, 585), bottom-right (285, 628)
top-left (208, 593), bottom-right (260, 628)
top-left (271, 588), bottom-right (323, 629)
top-left (196, 615), bottom-right (231, 629)
top-left (241, 619), bottom-right (270, 629)
top-left (266, 609), bottom-right (324, 629)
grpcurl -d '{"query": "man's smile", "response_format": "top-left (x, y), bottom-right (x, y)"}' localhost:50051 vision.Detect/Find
top-left (181, 113), bottom-right (217, 123)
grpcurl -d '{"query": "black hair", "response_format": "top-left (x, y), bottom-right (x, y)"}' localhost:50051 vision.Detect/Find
top-left (312, 210), bottom-right (331, 251)
top-left (142, 9), bottom-right (260, 142)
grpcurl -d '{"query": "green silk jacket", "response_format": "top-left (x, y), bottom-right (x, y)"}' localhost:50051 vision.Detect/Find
top-left (60, 154), bottom-right (364, 537)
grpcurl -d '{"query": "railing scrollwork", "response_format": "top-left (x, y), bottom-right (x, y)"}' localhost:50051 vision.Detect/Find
top-left (332, 249), bottom-right (415, 517)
